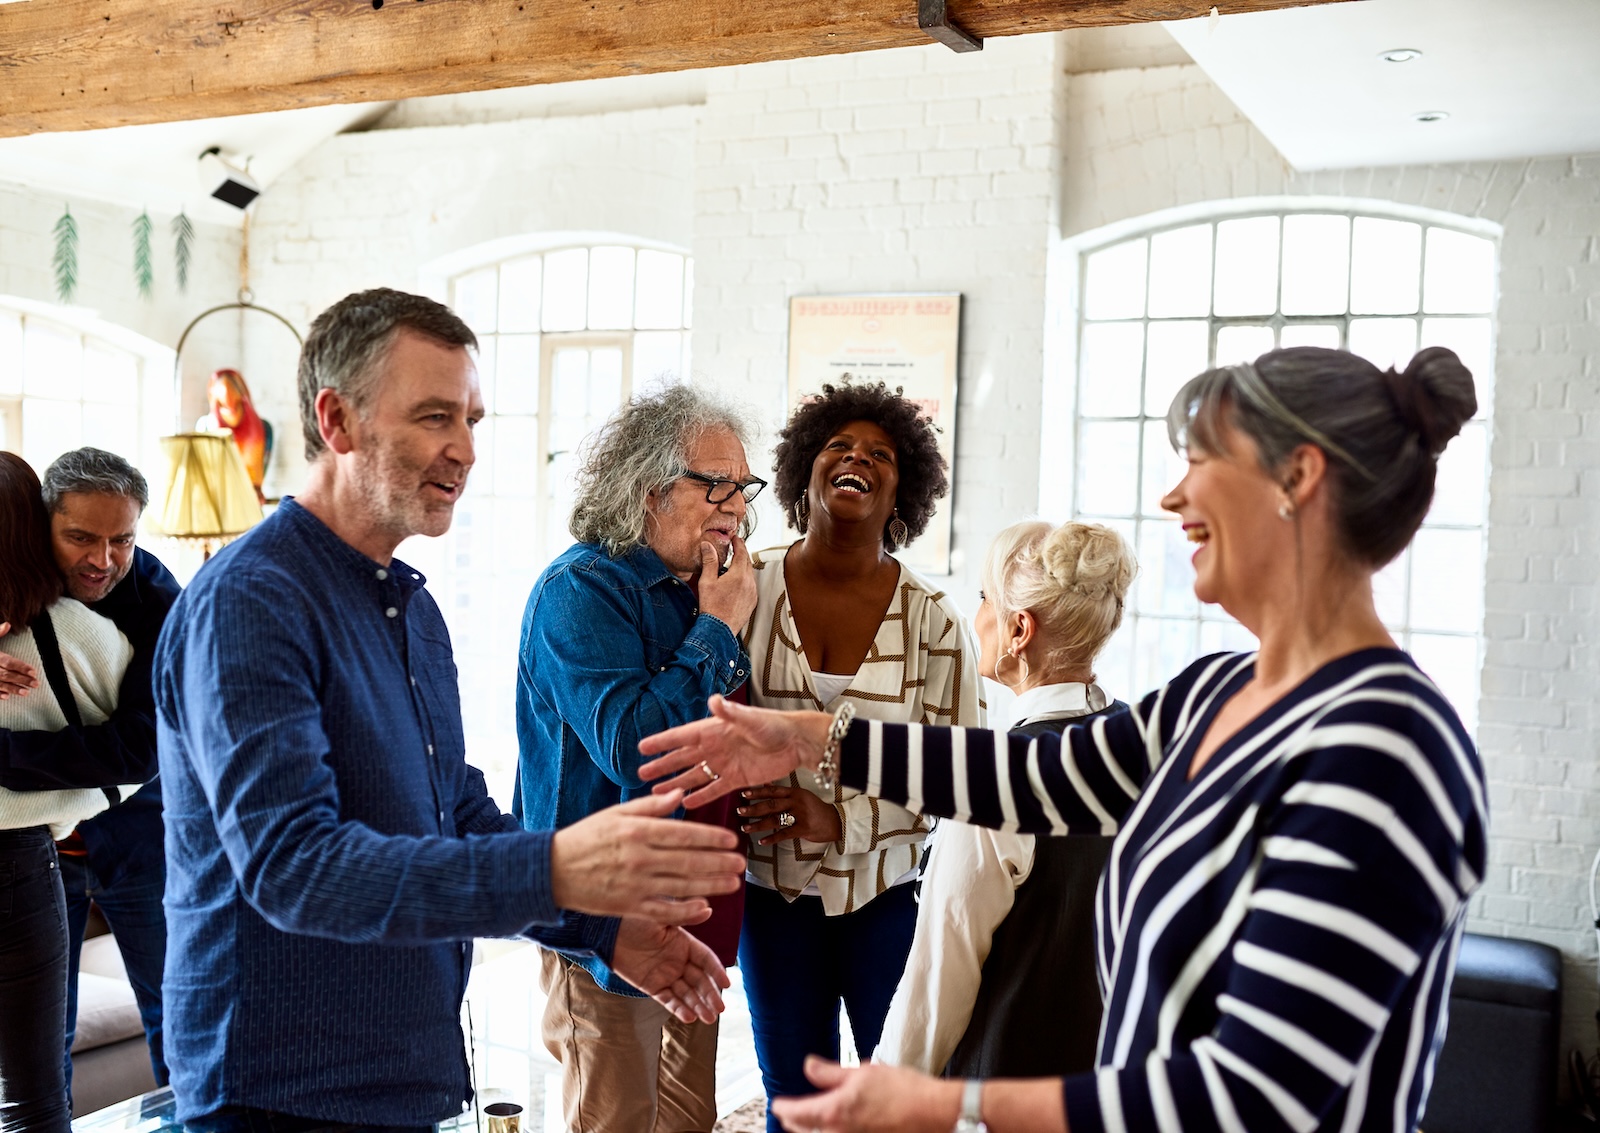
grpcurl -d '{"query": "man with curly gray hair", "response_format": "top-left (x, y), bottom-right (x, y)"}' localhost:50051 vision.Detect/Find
top-left (514, 382), bottom-right (763, 1131)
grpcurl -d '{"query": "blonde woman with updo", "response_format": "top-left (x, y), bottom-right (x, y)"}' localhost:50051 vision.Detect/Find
top-left (874, 520), bottom-right (1136, 1080)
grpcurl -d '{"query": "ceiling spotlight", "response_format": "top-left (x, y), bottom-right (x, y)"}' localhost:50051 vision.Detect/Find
top-left (1413, 111), bottom-right (1450, 124)
top-left (198, 147), bottom-right (261, 209)
top-left (1381, 48), bottom-right (1423, 63)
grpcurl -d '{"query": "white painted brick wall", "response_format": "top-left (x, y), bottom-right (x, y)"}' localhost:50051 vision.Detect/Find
top-left (1065, 63), bottom-right (1600, 1068)
top-left (0, 182), bottom-right (242, 420)
top-left (242, 105), bottom-right (698, 494)
top-left (692, 37), bottom-right (1067, 609)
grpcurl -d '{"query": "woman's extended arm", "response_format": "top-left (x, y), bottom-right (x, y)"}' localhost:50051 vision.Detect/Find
top-left (641, 697), bottom-right (1155, 834)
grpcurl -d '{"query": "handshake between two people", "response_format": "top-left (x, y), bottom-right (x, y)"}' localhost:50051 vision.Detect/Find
top-left (548, 698), bottom-right (830, 1029)
top-left (547, 789), bottom-right (746, 1026)
top-left (631, 698), bottom-right (977, 1133)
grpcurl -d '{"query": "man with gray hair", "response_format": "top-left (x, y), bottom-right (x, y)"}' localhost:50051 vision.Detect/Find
top-left (514, 383), bottom-right (762, 1131)
top-left (0, 445), bottom-right (179, 1101)
top-left (155, 289), bottom-right (746, 1132)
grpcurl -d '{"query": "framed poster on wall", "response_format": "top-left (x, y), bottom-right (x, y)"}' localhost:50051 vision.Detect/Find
top-left (787, 293), bottom-right (961, 575)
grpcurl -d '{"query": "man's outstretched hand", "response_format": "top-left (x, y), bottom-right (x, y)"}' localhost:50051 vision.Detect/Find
top-left (610, 917), bottom-right (730, 1025)
top-left (549, 791), bottom-right (745, 924)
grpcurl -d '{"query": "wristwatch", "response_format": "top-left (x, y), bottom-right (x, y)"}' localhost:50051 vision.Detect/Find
top-left (953, 1079), bottom-right (987, 1133)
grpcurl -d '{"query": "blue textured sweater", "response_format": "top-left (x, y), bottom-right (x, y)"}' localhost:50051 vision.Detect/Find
top-left (156, 499), bottom-right (609, 1124)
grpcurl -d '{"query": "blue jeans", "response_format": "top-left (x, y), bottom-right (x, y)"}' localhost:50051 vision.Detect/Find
top-left (0, 827), bottom-right (71, 1133)
top-left (59, 850), bottom-right (168, 1092)
top-left (738, 883), bottom-right (918, 1133)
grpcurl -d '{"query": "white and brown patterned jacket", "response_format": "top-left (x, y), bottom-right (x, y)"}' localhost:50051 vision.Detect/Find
top-left (741, 544), bottom-right (985, 914)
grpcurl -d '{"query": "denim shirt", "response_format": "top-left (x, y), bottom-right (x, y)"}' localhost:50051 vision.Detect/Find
top-left (514, 541), bottom-right (749, 994)
top-left (156, 499), bottom-right (609, 1125)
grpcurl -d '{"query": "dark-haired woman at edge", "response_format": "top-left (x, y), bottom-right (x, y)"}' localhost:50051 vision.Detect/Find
top-left (0, 452), bottom-right (134, 1133)
top-left (645, 348), bottom-right (1485, 1133)
top-left (734, 380), bottom-right (983, 1131)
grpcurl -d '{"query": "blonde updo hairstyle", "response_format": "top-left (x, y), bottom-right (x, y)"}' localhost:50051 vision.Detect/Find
top-left (982, 520), bottom-right (1138, 677)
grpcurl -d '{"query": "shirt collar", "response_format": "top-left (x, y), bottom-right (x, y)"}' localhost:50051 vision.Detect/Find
top-left (618, 542), bottom-right (686, 589)
top-left (1008, 681), bottom-right (1108, 728)
top-left (277, 497), bottom-right (428, 592)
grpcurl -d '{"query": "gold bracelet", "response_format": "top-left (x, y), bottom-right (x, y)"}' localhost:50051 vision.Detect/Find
top-left (816, 701), bottom-right (856, 792)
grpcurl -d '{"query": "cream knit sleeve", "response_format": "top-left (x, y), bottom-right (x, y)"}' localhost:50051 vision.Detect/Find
top-left (49, 598), bottom-right (134, 725)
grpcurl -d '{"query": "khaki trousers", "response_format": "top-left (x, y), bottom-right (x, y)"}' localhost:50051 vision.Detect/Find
top-left (538, 948), bottom-right (719, 1133)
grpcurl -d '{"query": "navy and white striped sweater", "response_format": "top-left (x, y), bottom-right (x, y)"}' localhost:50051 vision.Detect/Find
top-left (838, 648), bottom-right (1486, 1133)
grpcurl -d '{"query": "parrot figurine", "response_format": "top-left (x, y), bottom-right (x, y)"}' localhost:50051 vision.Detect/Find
top-left (204, 368), bottom-right (274, 503)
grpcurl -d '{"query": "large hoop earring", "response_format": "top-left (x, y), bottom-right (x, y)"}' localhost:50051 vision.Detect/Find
top-left (796, 494), bottom-right (810, 533)
top-left (887, 508), bottom-right (910, 549)
top-left (995, 650), bottom-right (1030, 690)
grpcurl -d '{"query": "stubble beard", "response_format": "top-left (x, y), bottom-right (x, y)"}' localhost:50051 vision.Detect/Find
top-left (352, 442), bottom-right (457, 547)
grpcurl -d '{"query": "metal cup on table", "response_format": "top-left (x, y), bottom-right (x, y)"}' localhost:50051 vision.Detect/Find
top-left (482, 1102), bottom-right (522, 1133)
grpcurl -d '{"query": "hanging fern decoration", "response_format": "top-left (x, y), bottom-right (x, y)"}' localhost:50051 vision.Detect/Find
top-left (52, 205), bottom-right (78, 304)
top-left (172, 210), bottom-right (195, 294)
top-left (132, 210), bottom-right (154, 299)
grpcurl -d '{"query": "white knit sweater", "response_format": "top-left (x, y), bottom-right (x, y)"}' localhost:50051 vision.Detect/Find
top-left (0, 598), bottom-right (136, 838)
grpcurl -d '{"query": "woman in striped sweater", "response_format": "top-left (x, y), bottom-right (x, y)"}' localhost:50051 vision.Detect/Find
top-left (642, 346), bottom-right (1484, 1133)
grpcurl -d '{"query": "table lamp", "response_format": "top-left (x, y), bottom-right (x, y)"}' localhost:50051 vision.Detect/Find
top-left (146, 432), bottom-right (264, 559)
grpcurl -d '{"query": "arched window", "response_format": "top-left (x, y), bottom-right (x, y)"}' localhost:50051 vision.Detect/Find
top-left (1058, 206), bottom-right (1496, 731)
top-left (0, 300), bottom-right (175, 489)
top-left (402, 240), bottom-right (693, 802)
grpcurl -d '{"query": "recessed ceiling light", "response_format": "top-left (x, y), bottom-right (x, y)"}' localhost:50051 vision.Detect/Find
top-left (1381, 48), bottom-right (1424, 63)
top-left (1413, 111), bottom-right (1450, 123)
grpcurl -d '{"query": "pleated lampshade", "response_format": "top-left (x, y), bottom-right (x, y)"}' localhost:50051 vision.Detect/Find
top-left (147, 432), bottom-right (264, 547)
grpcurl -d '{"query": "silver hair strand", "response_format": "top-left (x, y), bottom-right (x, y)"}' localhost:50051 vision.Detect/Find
top-left (569, 384), bottom-right (757, 556)
top-left (1226, 362), bottom-right (1377, 481)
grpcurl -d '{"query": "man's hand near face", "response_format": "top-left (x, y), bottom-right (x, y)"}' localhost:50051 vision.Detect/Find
top-left (548, 791), bottom-right (746, 925)
top-left (696, 535), bottom-right (758, 635)
top-left (0, 623), bottom-right (39, 700)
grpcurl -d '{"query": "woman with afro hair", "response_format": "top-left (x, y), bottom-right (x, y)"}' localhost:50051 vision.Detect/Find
top-left (733, 378), bottom-right (984, 1130)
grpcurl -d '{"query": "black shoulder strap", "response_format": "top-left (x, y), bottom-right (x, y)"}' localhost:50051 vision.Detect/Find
top-left (33, 610), bottom-right (120, 808)
top-left (32, 608), bottom-right (84, 730)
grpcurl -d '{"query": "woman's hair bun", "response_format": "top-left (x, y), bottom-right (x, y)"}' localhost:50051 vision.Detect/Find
top-left (1387, 346), bottom-right (1477, 456)
top-left (1039, 523), bottom-right (1135, 605)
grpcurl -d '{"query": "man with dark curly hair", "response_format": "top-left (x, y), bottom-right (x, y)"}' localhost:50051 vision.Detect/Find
top-left (733, 378), bottom-right (983, 1132)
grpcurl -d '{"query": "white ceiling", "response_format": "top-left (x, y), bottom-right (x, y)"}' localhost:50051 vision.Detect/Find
top-left (1166, 0), bottom-right (1600, 171)
top-left (0, 0), bottom-right (1596, 218)
top-left (0, 102), bottom-right (388, 224)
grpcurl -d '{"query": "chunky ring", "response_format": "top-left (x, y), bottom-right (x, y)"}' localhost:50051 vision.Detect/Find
top-left (700, 760), bottom-right (720, 783)
top-left (778, 811), bottom-right (796, 828)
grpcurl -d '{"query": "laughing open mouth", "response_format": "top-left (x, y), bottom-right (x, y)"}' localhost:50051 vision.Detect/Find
top-left (1185, 525), bottom-right (1210, 544)
top-left (832, 473), bottom-right (870, 494)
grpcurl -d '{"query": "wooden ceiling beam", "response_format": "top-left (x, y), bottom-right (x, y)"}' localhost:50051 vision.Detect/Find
top-left (0, 0), bottom-right (1351, 138)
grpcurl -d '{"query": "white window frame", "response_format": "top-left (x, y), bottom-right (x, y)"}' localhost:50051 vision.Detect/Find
top-left (401, 238), bottom-right (693, 805)
top-left (0, 295), bottom-right (177, 486)
top-left (1046, 201), bottom-right (1499, 731)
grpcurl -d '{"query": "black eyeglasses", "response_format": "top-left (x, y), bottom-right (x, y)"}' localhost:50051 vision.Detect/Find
top-left (680, 471), bottom-right (768, 504)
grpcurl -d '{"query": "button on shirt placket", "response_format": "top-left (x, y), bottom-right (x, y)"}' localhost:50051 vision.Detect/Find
top-left (379, 567), bottom-right (448, 834)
